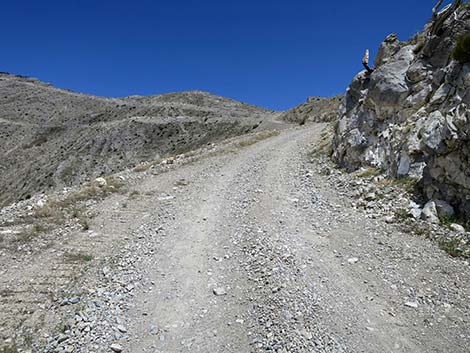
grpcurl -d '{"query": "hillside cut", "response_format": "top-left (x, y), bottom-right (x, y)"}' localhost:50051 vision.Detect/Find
top-left (333, 2), bottom-right (470, 217)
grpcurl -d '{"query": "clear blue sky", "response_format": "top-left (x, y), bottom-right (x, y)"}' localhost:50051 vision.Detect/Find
top-left (1, 0), bottom-right (450, 110)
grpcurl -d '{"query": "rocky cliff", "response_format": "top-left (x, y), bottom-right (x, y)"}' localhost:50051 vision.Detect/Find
top-left (0, 73), bottom-right (276, 206)
top-left (333, 1), bottom-right (470, 218)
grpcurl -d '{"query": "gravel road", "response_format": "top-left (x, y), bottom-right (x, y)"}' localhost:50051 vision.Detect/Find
top-left (88, 124), bottom-right (468, 353)
top-left (3, 124), bottom-right (468, 353)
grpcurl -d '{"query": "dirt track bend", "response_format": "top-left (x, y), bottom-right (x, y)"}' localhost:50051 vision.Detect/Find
top-left (79, 124), bottom-right (466, 353)
top-left (5, 124), bottom-right (468, 353)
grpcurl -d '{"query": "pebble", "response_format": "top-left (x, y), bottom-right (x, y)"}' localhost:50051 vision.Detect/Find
top-left (117, 325), bottom-right (127, 333)
top-left (69, 297), bottom-right (80, 304)
top-left (385, 216), bottom-right (394, 223)
top-left (213, 287), bottom-right (227, 296)
top-left (450, 223), bottom-right (465, 233)
top-left (110, 343), bottom-right (123, 352)
top-left (365, 193), bottom-right (376, 201)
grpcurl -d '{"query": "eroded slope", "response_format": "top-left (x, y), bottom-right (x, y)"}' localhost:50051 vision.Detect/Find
top-left (0, 73), bottom-right (276, 206)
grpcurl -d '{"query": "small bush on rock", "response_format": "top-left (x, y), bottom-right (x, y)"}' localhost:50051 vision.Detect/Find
top-left (452, 33), bottom-right (470, 63)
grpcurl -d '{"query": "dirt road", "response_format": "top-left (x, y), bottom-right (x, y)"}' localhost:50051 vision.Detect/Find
top-left (2, 124), bottom-right (469, 352)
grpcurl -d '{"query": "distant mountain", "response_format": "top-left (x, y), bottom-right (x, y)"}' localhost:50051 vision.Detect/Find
top-left (0, 73), bottom-right (275, 206)
top-left (278, 95), bottom-right (343, 124)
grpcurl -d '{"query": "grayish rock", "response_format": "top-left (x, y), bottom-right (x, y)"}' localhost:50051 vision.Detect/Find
top-left (213, 287), bottom-right (227, 296)
top-left (110, 343), bottom-right (123, 352)
top-left (116, 325), bottom-right (127, 333)
top-left (433, 199), bottom-right (455, 219)
top-left (333, 4), bottom-right (470, 219)
top-left (375, 33), bottom-right (402, 67)
top-left (404, 301), bottom-right (419, 308)
top-left (408, 201), bottom-right (422, 220)
top-left (450, 223), bottom-right (465, 233)
top-left (94, 177), bottom-right (108, 187)
top-left (422, 201), bottom-right (440, 224)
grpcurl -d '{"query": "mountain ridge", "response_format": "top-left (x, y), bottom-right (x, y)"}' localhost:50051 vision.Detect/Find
top-left (0, 73), bottom-right (279, 206)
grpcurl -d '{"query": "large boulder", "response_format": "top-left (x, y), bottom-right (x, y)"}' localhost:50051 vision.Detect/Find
top-left (374, 34), bottom-right (402, 68)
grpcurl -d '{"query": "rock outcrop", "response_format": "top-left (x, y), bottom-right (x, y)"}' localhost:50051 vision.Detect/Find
top-left (0, 73), bottom-right (276, 206)
top-left (278, 95), bottom-right (343, 124)
top-left (333, 2), bottom-right (470, 218)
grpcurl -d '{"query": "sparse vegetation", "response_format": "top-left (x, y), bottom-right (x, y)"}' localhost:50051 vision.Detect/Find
top-left (439, 238), bottom-right (466, 257)
top-left (237, 130), bottom-right (280, 148)
top-left (23, 335), bottom-right (33, 347)
top-left (33, 202), bottom-right (66, 224)
top-left (413, 39), bottom-right (426, 54)
top-left (278, 95), bottom-right (343, 124)
top-left (8, 176), bottom-right (126, 245)
top-left (452, 33), bottom-right (470, 63)
top-left (393, 176), bottom-right (419, 193)
top-left (439, 214), bottom-right (470, 231)
top-left (31, 177), bottom-right (125, 221)
top-left (371, 175), bottom-right (420, 197)
top-left (63, 252), bottom-right (93, 263)
top-left (410, 223), bottom-right (430, 237)
top-left (55, 321), bottom-right (69, 334)
top-left (78, 217), bottom-right (90, 231)
top-left (395, 207), bottom-right (410, 220)
top-left (174, 179), bottom-right (189, 187)
top-left (0, 346), bottom-right (18, 353)
top-left (13, 223), bottom-right (51, 244)
top-left (440, 214), bottom-right (456, 227)
top-left (0, 288), bottom-right (15, 297)
top-left (134, 162), bottom-right (152, 172)
top-left (128, 190), bottom-right (141, 199)
top-left (70, 206), bottom-right (91, 230)
top-left (356, 167), bottom-right (381, 178)
top-left (411, 31), bottom-right (427, 54)
top-left (36, 177), bottom-right (124, 214)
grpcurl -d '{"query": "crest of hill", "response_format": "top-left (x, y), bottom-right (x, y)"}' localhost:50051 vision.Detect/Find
top-left (124, 90), bottom-right (273, 115)
top-left (0, 73), bottom-right (275, 206)
top-left (278, 95), bottom-right (343, 124)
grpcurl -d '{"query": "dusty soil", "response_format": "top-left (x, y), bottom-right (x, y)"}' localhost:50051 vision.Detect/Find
top-left (1, 124), bottom-right (469, 353)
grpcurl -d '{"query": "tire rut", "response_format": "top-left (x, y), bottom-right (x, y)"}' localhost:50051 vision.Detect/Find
top-left (31, 124), bottom-right (469, 353)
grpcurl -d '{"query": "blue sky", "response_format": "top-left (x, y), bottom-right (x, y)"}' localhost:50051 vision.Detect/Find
top-left (1, 0), bottom-right (450, 110)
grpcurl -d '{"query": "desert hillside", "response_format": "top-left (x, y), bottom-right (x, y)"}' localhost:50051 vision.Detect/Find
top-left (1, 2), bottom-right (470, 353)
top-left (278, 95), bottom-right (343, 124)
top-left (0, 73), bottom-right (276, 206)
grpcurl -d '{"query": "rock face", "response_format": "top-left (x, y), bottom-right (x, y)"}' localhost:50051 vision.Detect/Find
top-left (0, 74), bottom-right (275, 206)
top-left (278, 95), bottom-right (343, 124)
top-left (333, 3), bottom-right (470, 218)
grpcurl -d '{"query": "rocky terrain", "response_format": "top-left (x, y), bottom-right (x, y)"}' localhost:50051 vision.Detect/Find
top-left (2, 2), bottom-right (470, 352)
top-left (333, 1), bottom-right (470, 220)
top-left (278, 95), bottom-right (343, 124)
top-left (1, 124), bottom-right (468, 353)
top-left (0, 73), bottom-right (277, 207)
